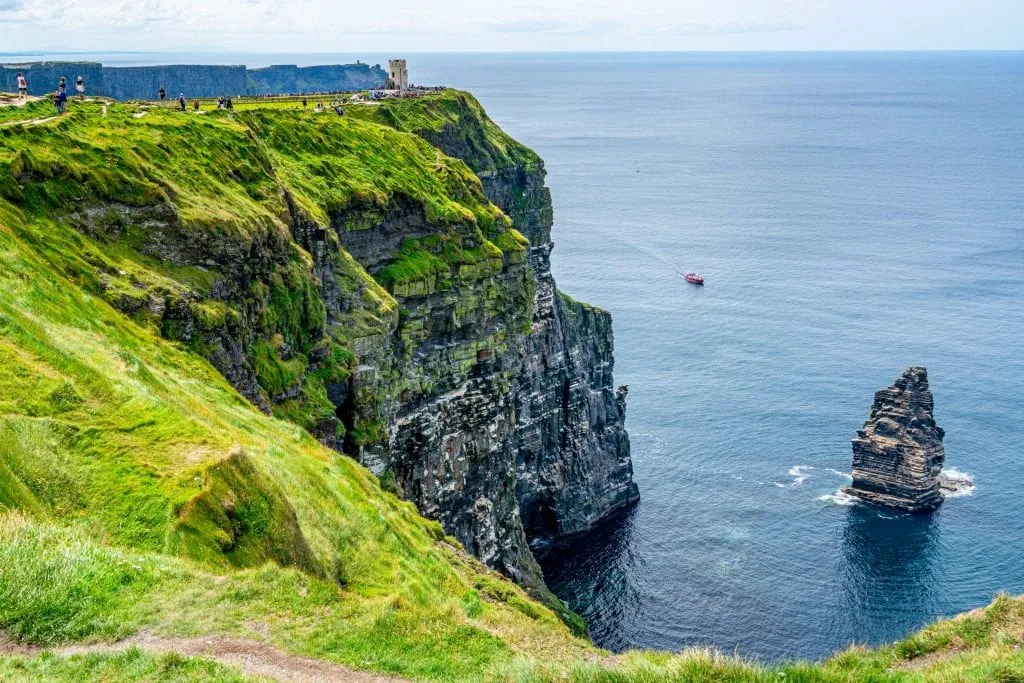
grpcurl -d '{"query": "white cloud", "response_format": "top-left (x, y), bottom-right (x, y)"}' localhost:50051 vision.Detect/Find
top-left (0, 0), bottom-right (1020, 52)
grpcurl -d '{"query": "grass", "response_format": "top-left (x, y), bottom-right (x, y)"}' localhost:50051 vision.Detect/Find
top-left (0, 94), bottom-right (524, 427)
top-left (0, 649), bottom-right (253, 682)
top-left (0, 98), bottom-right (61, 125)
top-left (4, 510), bottom-right (1024, 680)
top-left (0, 150), bottom-right (586, 677)
top-left (0, 91), bottom-right (1023, 681)
top-left (344, 90), bottom-right (542, 174)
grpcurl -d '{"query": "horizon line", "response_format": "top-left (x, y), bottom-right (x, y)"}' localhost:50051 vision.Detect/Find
top-left (2, 49), bottom-right (1023, 57)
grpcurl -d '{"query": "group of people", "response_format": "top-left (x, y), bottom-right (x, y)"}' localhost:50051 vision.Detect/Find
top-left (158, 84), bottom-right (226, 112)
top-left (301, 98), bottom-right (344, 116)
top-left (12, 72), bottom-right (85, 114)
top-left (12, 73), bottom-right (351, 118)
top-left (53, 75), bottom-right (85, 113)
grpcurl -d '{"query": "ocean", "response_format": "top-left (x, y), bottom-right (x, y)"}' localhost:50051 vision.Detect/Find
top-left (8, 50), bottom-right (1022, 662)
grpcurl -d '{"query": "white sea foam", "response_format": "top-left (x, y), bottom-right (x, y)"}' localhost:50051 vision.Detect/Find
top-left (942, 466), bottom-right (974, 481)
top-left (939, 466), bottom-right (977, 498)
top-left (817, 490), bottom-right (859, 506)
top-left (822, 468), bottom-right (853, 480)
top-left (778, 464), bottom-right (851, 489)
top-left (787, 465), bottom-right (813, 486)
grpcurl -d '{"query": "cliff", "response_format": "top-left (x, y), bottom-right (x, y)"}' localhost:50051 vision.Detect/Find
top-left (345, 92), bottom-right (640, 547)
top-left (0, 61), bottom-right (386, 99)
top-left (0, 94), bottom-right (1021, 682)
top-left (845, 367), bottom-right (946, 511)
top-left (0, 91), bottom-right (636, 613)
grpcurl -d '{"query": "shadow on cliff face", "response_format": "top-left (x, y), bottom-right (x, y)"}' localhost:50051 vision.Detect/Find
top-left (535, 505), bottom-right (643, 650)
top-left (835, 505), bottom-right (943, 642)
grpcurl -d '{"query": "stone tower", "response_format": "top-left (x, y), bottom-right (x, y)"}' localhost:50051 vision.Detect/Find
top-left (387, 59), bottom-right (408, 90)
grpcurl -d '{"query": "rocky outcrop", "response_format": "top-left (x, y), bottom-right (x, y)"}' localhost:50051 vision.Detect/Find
top-left (844, 367), bottom-right (946, 511)
top-left (376, 92), bottom-right (639, 545)
top-left (320, 99), bottom-right (639, 588)
top-left (42, 94), bottom-right (636, 606)
top-left (479, 164), bottom-right (639, 544)
top-left (1, 61), bottom-right (386, 99)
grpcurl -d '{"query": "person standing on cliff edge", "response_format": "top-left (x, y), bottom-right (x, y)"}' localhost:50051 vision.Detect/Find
top-left (178, 93), bottom-right (186, 112)
top-left (16, 72), bottom-right (27, 99)
top-left (76, 76), bottom-right (85, 100)
top-left (158, 85), bottom-right (166, 101)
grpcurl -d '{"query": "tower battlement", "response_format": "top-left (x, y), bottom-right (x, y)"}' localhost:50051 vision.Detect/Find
top-left (387, 59), bottom-right (408, 90)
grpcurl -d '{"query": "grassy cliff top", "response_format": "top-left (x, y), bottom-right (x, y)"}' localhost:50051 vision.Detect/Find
top-left (341, 90), bottom-right (543, 175)
top-left (0, 93), bottom-right (1021, 681)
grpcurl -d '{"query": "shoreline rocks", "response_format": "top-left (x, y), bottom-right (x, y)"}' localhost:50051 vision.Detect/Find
top-left (938, 469), bottom-right (975, 497)
top-left (844, 367), bottom-right (948, 512)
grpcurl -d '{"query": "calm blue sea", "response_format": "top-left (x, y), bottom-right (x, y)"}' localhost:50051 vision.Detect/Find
top-left (9, 51), bottom-right (1023, 662)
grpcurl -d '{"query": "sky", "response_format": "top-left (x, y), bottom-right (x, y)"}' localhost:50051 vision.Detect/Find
top-left (0, 0), bottom-right (1022, 53)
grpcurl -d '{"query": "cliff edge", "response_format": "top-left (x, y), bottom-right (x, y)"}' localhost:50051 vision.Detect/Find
top-left (0, 91), bottom-right (636, 605)
top-left (347, 92), bottom-right (640, 550)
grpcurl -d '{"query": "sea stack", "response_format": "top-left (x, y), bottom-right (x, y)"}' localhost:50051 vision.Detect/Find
top-left (844, 367), bottom-right (945, 512)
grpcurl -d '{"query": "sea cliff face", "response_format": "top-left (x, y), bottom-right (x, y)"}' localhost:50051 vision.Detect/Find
top-left (333, 94), bottom-right (640, 592)
top-left (2, 92), bottom-right (636, 604)
top-left (361, 93), bottom-right (640, 547)
top-left (479, 164), bottom-right (638, 544)
top-left (1, 61), bottom-right (386, 99)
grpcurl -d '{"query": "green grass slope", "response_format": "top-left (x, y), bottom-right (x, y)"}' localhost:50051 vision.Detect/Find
top-left (0, 94), bottom-right (1021, 681)
top-left (344, 90), bottom-right (541, 175)
top-left (0, 649), bottom-right (252, 682)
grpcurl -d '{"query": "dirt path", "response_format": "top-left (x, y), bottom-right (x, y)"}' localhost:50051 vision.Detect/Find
top-left (0, 95), bottom-right (40, 108)
top-left (2, 633), bottom-right (404, 682)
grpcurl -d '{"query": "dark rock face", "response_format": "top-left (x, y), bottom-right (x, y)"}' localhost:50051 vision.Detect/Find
top-left (247, 64), bottom-right (387, 95)
top-left (844, 367), bottom-right (946, 511)
top-left (1, 61), bottom-right (386, 99)
top-left (63, 101), bottom-right (636, 598)
top-left (0, 62), bottom-right (105, 97)
top-left (338, 139), bottom-right (638, 588)
top-left (478, 165), bottom-right (639, 543)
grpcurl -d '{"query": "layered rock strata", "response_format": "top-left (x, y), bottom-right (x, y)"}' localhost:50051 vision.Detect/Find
top-left (405, 99), bottom-right (640, 545)
top-left (43, 93), bottom-right (637, 605)
top-left (342, 102), bottom-right (640, 590)
top-left (844, 367), bottom-right (946, 511)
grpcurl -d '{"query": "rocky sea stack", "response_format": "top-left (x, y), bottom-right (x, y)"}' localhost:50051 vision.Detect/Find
top-left (844, 367), bottom-right (946, 511)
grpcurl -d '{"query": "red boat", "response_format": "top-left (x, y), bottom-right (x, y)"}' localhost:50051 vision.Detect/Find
top-left (684, 272), bottom-right (704, 285)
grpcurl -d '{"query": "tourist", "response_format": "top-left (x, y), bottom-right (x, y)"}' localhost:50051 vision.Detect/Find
top-left (159, 85), bottom-right (166, 101)
top-left (58, 77), bottom-right (66, 94)
top-left (178, 93), bottom-right (186, 112)
top-left (193, 98), bottom-right (200, 111)
top-left (16, 72), bottom-right (27, 99)
top-left (302, 98), bottom-right (307, 108)
top-left (76, 76), bottom-right (85, 100)
top-left (54, 88), bottom-right (67, 114)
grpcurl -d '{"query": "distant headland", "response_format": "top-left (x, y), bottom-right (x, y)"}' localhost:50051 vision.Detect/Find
top-left (0, 61), bottom-right (387, 99)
